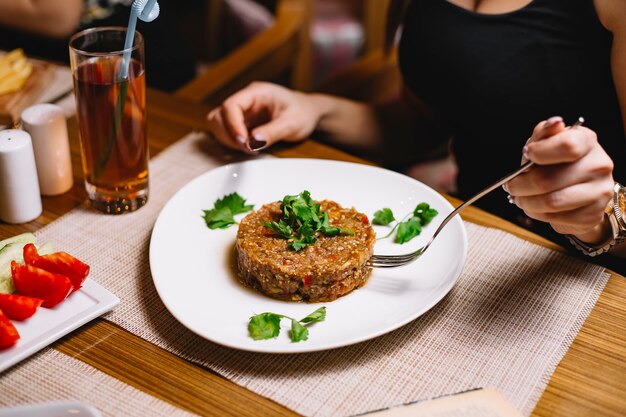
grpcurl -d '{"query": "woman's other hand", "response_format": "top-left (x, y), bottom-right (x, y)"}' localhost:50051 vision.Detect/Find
top-left (206, 82), bottom-right (322, 154)
top-left (505, 117), bottom-right (615, 244)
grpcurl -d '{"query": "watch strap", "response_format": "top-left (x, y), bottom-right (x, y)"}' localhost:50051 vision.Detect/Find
top-left (567, 182), bottom-right (626, 257)
top-left (567, 233), bottom-right (618, 257)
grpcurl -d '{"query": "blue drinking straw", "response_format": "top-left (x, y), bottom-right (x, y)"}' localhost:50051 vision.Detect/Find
top-left (120, 0), bottom-right (160, 80)
top-left (93, 0), bottom-right (159, 179)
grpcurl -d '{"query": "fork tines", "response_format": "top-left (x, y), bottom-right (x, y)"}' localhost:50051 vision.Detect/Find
top-left (367, 250), bottom-right (423, 268)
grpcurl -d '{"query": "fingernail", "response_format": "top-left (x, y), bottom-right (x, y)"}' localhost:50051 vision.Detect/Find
top-left (544, 116), bottom-right (563, 128)
top-left (235, 135), bottom-right (247, 145)
top-left (507, 194), bottom-right (516, 205)
top-left (522, 146), bottom-right (529, 160)
top-left (249, 133), bottom-right (267, 151)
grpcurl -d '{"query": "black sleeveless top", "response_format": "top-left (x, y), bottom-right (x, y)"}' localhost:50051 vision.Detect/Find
top-left (398, 0), bottom-right (626, 271)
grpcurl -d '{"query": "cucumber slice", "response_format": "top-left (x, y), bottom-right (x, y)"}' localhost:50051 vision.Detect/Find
top-left (0, 232), bottom-right (36, 252)
top-left (0, 242), bottom-right (27, 293)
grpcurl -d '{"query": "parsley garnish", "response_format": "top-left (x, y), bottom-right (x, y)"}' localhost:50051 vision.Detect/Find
top-left (248, 307), bottom-right (327, 342)
top-left (396, 217), bottom-right (423, 244)
top-left (372, 207), bottom-right (395, 225)
top-left (373, 202), bottom-right (438, 244)
top-left (263, 191), bottom-right (354, 251)
top-left (413, 202), bottom-right (439, 224)
top-left (203, 192), bottom-right (254, 229)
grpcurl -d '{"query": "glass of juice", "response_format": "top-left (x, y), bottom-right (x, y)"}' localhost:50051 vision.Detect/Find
top-left (69, 27), bottom-right (148, 214)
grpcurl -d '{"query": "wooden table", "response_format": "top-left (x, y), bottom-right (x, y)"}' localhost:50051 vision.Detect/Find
top-left (1, 89), bottom-right (625, 416)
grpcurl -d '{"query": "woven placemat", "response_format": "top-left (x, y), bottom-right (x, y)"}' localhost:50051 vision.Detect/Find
top-left (27, 132), bottom-right (608, 417)
top-left (0, 348), bottom-right (198, 417)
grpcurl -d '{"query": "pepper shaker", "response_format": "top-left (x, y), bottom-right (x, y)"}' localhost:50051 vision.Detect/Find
top-left (21, 103), bottom-right (73, 196)
top-left (0, 129), bottom-right (42, 224)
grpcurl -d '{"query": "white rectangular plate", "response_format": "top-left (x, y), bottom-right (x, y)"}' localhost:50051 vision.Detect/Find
top-left (0, 401), bottom-right (102, 417)
top-left (0, 279), bottom-right (119, 372)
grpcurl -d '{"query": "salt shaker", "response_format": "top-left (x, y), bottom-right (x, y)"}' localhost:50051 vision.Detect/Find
top-left (21, 103), bottom-right (73, 196)
top-left (0, 129), bottom-right (42, 224)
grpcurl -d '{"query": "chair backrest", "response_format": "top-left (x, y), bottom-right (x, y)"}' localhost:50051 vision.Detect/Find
top-left (362, 0), bottom-right (391, 54)
top-left (316, 0), bottom-right (400, 102)
top-left (319, 48), bottom-right (401, 103)
top-left (175, 0), bottom-right (312, 105)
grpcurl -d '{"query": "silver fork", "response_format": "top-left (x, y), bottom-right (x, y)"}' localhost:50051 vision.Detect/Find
top-left (368, 117), bottom-right (585, 268)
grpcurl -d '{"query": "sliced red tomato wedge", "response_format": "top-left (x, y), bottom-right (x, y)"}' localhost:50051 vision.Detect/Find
top-left (0, 293), bottom-right (43, 321)
top-left (11, 261), bottom-right (73, 308)
top-left (23, 244), bottom-right (90, 292)
top-left (0, 309), bottom-right (19, 349)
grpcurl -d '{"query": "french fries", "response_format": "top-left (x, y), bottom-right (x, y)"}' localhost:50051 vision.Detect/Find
top-left (0, 49), bottom-right (33, 96)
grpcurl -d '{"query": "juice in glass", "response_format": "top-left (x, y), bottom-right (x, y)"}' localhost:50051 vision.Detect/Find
top-left (69, 27), bottom-right (148, 214)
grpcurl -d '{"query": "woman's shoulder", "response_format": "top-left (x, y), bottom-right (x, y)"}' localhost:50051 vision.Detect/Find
top-left (594, 0), bottom-right (626, 34)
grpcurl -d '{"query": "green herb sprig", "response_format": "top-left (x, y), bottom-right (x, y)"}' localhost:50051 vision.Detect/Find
top-left (263, 191), bottom-right (353, 251)
top-left (248, 306), bottom-right (327, 342)
top-left (203, 192), bottom-right (254, 229)
top-left (373, 202), bottom-right (438, 244)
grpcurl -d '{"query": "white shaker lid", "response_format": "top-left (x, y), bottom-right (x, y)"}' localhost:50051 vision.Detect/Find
top-left (0, 129), bottom-right (42, 224)
top-left (21, 102), bottom-right (65, 125)
top-left (21, 103), bottom-right (74, 196)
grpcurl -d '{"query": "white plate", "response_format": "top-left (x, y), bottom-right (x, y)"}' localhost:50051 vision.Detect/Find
top-left (150, 159), bottom-right (467, 353)
top-left (0, 401), bottom-right (102, 417)
top-left (0, 279), bottom-right (119, 372)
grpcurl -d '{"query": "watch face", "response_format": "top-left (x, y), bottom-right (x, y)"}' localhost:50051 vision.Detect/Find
top-left (617, 184), bottom-right (626, 225)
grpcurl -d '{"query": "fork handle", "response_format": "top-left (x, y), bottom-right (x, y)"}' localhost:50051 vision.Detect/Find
top-left (427, 160), bottom-right (534, 247)
top-left (460, 160), bottom-right (534, 211)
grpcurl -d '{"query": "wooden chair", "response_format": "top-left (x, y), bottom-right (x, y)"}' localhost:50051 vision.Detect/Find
top-left (362, 0), bottom-right (391, 54)
top-left (315, 0), bottom-right (399, 101)
top-left (318, 47), bottom-right (401, 103)
top-left (175, 0), bottom-right (312, 106)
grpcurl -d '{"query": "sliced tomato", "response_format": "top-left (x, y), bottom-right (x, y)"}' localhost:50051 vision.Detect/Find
top-left (0, 309), bottom-right (19, 349)
top-left (0, 293), bottom-right (43, 321)
top-left (23, 244), bottom-right (90, 292)
top-left (11, 261), bottom-right (73, 308)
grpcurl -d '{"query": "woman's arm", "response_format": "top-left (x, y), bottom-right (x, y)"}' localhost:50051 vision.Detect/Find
top-left (565, 0), bottom-right (626, 257)
top-left (0, 0), bottom-right (83, 38)
top-left (596, 0), bottom-right (626, 137)
top-left (591, 0), bottom-right (626, 256)
top-left (207, 82), bottom-right (448, 165)
top-left (314, 86), bottom-right (448, 165)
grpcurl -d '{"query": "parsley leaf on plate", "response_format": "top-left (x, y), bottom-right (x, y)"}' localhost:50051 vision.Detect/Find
top-left (373, 202), bottom-right (438, 244)
top-left (290, 320), bottom-right (309, 342)
top-left (215, 192), bottom-right (254, 215)
top-left (300, 306), bottom-right (327, 323)
top-left (248, 307), bottom-right (327, 343)
top-left (203, 192), bottom-right (254, 229)
top-left (373, 208), bottom-right (395, 225)
top-left (395, 217), bottom-right (423, 244)
top-left (248, 312), bottom-right (282, 340)
top-left (413, 203), bottom-right (438, 225)
top-left (203, 206), bottom-right (236, 229)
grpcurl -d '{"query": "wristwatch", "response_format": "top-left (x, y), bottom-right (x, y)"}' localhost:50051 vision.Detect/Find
top-left (568, 182), bottom-right (626, 257)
